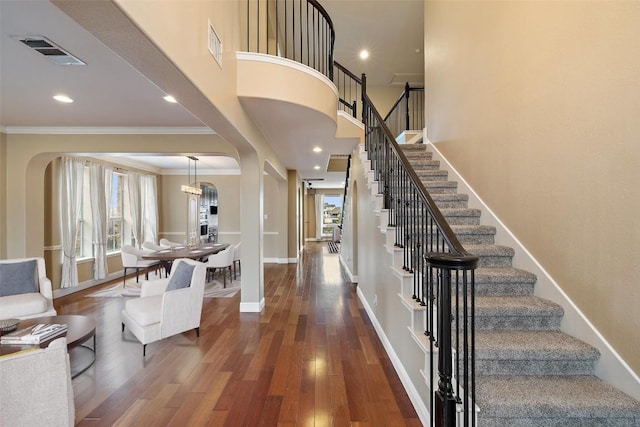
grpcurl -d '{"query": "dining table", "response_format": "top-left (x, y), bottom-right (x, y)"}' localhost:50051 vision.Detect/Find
top-left (141, 242), bottom-right (230, 274)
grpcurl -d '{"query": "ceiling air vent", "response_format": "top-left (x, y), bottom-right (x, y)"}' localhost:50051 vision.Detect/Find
top-left (16, 36), bottom-right (86, 66)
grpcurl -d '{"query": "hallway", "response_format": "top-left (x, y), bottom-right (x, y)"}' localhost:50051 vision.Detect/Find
top-left (59, 242), bottom-right (422, 426)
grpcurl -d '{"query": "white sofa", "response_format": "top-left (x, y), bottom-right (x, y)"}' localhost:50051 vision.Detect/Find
top-left (0, 337), bottom-right (75, 426)
top-left (0, 257), bottom-right (57, 320)
top-left (121, 258), bottom-right (206, 356)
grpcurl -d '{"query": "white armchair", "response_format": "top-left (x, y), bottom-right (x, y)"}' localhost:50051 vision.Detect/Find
top-left (0, 257), bottom-right (57, 320)
top-left (205, 246), bottom-right (234, 287)
top-left (121, 258), bottom-right (207, 356)
top-left (0, 338), bottom-right (74, 426)
top-left (120, 244), bottom-right (160, 285)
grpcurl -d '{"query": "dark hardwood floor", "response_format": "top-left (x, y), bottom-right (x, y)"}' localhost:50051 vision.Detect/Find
top-left (56, 242), bottom-right (422, 426)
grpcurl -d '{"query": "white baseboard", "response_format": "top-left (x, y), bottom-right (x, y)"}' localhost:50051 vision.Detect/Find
top-left (356, 286), bottom-right (430, 425)
top-left (339, 254), bottom-right (358, 283)
top-left (239, 298), bottom-right (265, 313)
top-left (263, 257), bottom-right (289, 264)
top-left (288, 257), bottom-right (298, 264)
top-left (427, 138), bottom-right (640, 400)
top-left (53, 270), bottom-right (124, 298)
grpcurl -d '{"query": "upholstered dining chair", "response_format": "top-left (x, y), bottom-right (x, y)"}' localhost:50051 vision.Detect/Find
top-left (142, 240), bottom-right (164, 252)
top-left (121, 258), bottom-right (207, 356)
top-left (159, 238), bottom-right (182, 248)
top-left (205, 246), bottom-right (234, 287)
top-left (232, 242), bottom-right (241, 279)
top-left (120, 244), bottom-right (160, 285)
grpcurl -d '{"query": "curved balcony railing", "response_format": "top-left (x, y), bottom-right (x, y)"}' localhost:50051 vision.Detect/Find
top-left (246, 0), bottom-right (335, 80)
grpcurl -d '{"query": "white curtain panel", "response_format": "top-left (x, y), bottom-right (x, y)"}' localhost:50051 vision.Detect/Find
top-left (60, 157), bottom-right (84, 288)
top-left (141, 175), bottom-right (158, 244)
top-left (315, 193), bottom-right (323, 239)
top-left (89, 163), bottom-right (111, 280)
top-left (127, 171), bottom-right (143, 248)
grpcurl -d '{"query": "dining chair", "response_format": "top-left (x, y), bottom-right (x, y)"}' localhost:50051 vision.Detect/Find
top-left (232, 242), bottom-right (241, 279)
top-left (159, 238), bottom-right (182, 248)
top-left (121, 245), bottom-right (160, 285)
top-left (205, 246), bottom-right (234, 287)
top-left (142, 241), bottom-right (164, 252)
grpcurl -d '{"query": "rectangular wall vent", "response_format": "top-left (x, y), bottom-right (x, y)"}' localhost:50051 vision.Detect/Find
top-left (16, 36), bottom-right (86, 66)
top-left (208, 21), bottom-right (222, 68)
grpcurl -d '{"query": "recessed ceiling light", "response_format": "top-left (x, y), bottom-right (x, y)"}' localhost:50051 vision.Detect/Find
top-left (313, 147), bottom-right (322, 153)
top-left (53, 95), bottom-right (73, 103)
top-left (164, 95), bottom-right (177, 103)
top-left (314, 165), bottom-right (321, 170)
top-left (359, 49), bottom-right (369, 60)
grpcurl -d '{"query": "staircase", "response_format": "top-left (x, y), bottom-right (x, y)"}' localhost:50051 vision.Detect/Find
top-left (360, 142), bottom-right (640, 426)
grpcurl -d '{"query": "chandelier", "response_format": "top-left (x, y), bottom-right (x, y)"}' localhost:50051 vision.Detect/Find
top-left (181, 155), bottom-right (202, 195)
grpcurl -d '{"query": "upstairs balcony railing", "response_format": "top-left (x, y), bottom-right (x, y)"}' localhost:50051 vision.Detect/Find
top-left (245, 0), bottom-right (335, 80)
top-left (384, 82), bottom-right (425, 138)
top-left (333, 61), bottom-right (361, 119)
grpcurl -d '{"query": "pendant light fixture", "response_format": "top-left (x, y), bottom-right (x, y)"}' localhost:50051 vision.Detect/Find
top-left (181, 156), bottom-right (202, 195)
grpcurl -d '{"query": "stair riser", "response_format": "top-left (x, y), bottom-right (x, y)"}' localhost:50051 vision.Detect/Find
top-left (476, 359), bottom-right (596, 377)
top-left (402, 231), bottom-right (495, 245)
top-left (475, 316), bottom-right (562, 331)
top-left (477, 417), bottom-right (639, 427)
top-left (478, 255), bottom-right (513, 268)
top-left (474, 283), bottom-right (536, 297)
top-left (394, 214), bottom-right (481, 226)
top-left (415, 172), bottom-right (448, 181)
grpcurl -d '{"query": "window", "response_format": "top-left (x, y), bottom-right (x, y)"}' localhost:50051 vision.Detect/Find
top-left (107, 173), bottom-right (125, 252)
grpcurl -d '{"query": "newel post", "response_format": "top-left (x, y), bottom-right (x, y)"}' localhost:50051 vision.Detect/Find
top-left (435, 267), bottom-right (456, 426)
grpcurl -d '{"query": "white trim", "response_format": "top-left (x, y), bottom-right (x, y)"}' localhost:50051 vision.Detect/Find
top-left (240, 298), bottom-right (265, 313)
top-left (1, 126), bottom-right (213, 135)
top-left (356, 286), bottom-right (430, 425)
top-left (236, 52), bottom-right (338, 98)
top-left (426, 136), bottom-right (640, 400)
top-left (53, 269), bottom-right (124, 298)
top-left (263, 231), bottom-right (279, 235)
top-left (339, 254), bottom-right (358, 283)
top-left (337, 110), bottom-right (365, 130)
top-left (264, 257), bottom-right (289, 264)
top-left (288, 257), bottom-right (298, 263)
top-left (43, 245), bottom-right (63, 251)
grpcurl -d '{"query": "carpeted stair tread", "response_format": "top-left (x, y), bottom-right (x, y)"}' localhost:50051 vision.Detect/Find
top-left (475, 330), bottom-right (600, 361)
top-left (411, 159), bottom-right (441, 170)
top-left (476, 375), bottom-right (640, 420)
top-left (475, 267), bottom-right (537, 284)
top-left (474, 295), bottom-right (564, 318)
top-left (415, 170), bottom-right (448, 180)
top-left (431, 193), bottom-right (469, 209)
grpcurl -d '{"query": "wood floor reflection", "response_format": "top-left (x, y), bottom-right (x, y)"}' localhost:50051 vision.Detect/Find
top-left (57, 242), bottom-right (421, 426)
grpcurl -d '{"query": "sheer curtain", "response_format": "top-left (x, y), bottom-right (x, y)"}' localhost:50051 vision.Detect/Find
top-left (89, 163), bottom-right (112, 280)
top-left (141, 174), bottom-right (158, 244)
top-left (60, 157), bottom-right (84, 288)
top-left (127, 171), bottom-right (143, 248)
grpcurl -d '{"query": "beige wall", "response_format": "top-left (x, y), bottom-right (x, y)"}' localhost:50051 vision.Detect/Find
top-left (425, 0), bottom-right (640, 373)
top-left (367, 86), bottom-right (406, 119)
top-left (0, 132), bottom-right (6, 258)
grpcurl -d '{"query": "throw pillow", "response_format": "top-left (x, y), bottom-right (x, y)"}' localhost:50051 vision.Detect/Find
top-left (166, 261), bottom-right (195, 291)
top-left (0, 260), bottom-right (38, 297)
